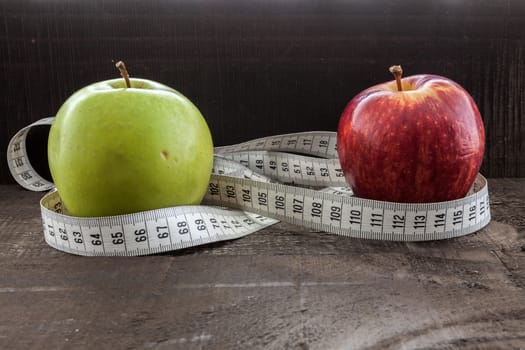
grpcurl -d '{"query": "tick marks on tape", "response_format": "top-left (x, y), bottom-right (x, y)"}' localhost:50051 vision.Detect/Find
top-left (7, 118), bottom-right (491, 256)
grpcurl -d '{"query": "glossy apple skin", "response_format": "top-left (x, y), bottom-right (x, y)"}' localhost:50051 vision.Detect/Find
top-left (337, 74), bottom-right (485, 203)
top-left (48, 78), bottom-right (214, 217)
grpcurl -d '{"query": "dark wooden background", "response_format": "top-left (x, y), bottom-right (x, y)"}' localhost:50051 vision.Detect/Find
top-left (2, 0), bottom-right (525, 184)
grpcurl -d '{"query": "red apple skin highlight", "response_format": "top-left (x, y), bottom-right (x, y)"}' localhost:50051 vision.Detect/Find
top-left (337, 74), bottom-right (485, 203)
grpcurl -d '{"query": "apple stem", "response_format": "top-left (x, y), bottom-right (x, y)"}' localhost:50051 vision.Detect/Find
top-left (115, 61), bottom-right (131, 88)
top-left (389, 65), bottom-right (403, 91)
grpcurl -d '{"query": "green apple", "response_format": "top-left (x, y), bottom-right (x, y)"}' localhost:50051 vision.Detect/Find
top-left (48, 63), bottom-right (214, 217)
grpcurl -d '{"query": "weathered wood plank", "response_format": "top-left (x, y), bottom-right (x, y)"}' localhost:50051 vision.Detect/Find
top-left (2, 1), bottom-right (525, 184)
top-left (0, 179), bottom-right (523, 349)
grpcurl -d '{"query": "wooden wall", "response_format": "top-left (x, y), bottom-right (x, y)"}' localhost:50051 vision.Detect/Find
top-left (2, 0), bottom-right (524, 183)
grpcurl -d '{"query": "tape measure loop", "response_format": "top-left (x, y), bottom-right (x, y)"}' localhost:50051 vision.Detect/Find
top-left (9, 117), bottom-right (491, 256)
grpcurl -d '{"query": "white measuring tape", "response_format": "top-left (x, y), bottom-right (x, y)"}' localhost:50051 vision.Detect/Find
top-left (7, 118), bottom-right (491, 256)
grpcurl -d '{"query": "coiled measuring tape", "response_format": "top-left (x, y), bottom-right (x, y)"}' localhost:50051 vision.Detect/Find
top-left (7, 118), bottom-right (491, 256)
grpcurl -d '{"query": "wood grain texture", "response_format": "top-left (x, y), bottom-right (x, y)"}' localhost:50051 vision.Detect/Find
top-left (0, 179), bottom-right (523, 349)
top-left (1, 0), bottom-right (525, 184)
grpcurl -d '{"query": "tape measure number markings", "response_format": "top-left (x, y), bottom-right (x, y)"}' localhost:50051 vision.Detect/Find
top-left (204, 172), bottom-right (490, 242)
top-left (40, 189), bottom-right (278, 256)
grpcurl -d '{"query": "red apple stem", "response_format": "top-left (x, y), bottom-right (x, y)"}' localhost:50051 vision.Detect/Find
top-left (115, 61), bottom-right (131, 88)
top-left (389, 65), bottom-right (403, 91)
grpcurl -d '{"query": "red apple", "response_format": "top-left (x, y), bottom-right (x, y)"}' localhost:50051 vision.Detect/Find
top-left (336, 66), bottom-right (485, 203)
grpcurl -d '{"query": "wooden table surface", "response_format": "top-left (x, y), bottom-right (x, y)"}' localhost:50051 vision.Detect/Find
top-left (0, 178), bottom-right (524, 350)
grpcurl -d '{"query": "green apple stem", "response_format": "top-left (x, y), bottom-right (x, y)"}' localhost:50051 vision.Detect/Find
top-left (389, 65), bottom-right (403, 91)
top-left (115, 61), bottom-right (131, 88)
